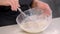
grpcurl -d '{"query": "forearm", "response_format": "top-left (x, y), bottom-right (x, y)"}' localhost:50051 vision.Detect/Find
top-left (0, 0), bottom-right (8, 6)
top-left (0, 0), bottom-right (4, 5)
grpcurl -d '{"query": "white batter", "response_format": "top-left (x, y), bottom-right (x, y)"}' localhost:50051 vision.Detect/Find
top-left (19, 15), bottom-right (48, 33)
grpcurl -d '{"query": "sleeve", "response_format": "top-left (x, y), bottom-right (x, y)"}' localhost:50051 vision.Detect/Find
top-left (19, 0), bottom-right (33, 11)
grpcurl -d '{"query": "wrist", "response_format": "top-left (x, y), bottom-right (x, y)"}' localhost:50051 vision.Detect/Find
top-left (31, 0), bottom-right (39, 8)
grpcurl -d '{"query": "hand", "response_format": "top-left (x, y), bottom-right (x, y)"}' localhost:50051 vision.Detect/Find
top-left (0, 0), bottom-right (20, 11)
top-left (32, 0), bottom-right (52, 16)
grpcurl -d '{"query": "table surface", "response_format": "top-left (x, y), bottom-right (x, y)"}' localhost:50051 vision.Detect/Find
top-left (0, 18), bottom-right (60, 34)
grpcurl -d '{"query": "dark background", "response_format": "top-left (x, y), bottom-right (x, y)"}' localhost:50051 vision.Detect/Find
top-left (0, 0), bottom-right (60, 27)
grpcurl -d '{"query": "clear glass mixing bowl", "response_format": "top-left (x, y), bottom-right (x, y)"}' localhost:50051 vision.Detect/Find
top-left (16, 8), bottom-right (52, 33)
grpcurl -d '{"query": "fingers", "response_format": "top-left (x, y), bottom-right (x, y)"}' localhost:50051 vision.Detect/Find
top-left (32, 0), bottom-right (52, 16)
top-left (9, 0), bottom-right (20, 11)
top-left (38, 1), bottom-right (52, 16)
top-left (0, 0), bottom-right (20, 11)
